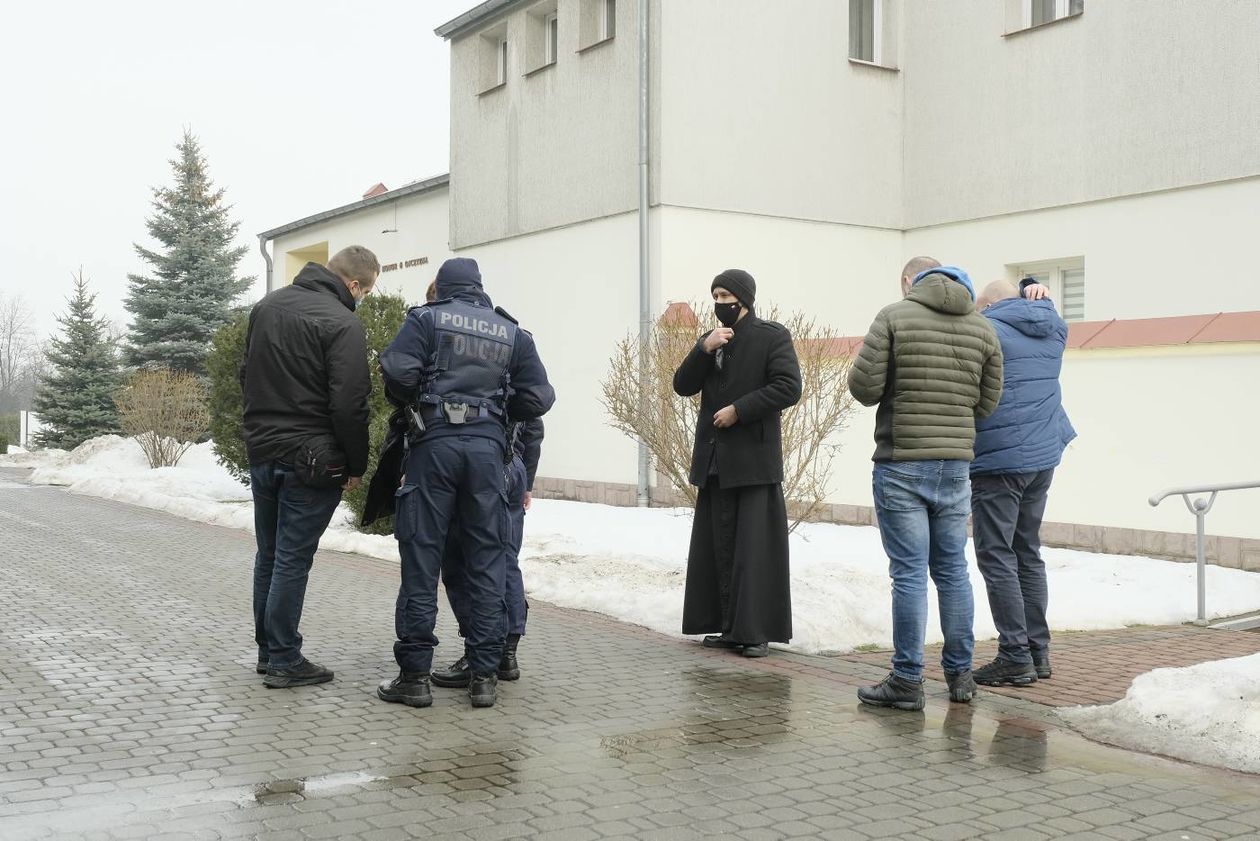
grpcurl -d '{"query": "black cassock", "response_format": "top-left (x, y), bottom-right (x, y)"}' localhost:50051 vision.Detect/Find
top-left (672, 311), bottom-right (802, 645)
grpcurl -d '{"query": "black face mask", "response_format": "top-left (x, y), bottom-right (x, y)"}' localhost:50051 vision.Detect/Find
top-left (714, 302), bottom-right (742, 327)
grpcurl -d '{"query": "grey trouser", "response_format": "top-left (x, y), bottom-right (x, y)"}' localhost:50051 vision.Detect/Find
top-left (971, 469), bottom-right (1055, 664)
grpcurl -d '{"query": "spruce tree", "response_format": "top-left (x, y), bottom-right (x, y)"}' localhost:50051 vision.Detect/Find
top-left (124, 129), bottom-right (253, 376)
top-left (32, 273), bottom-right (124, 449)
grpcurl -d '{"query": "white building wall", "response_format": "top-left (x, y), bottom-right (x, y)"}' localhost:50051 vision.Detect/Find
top-left (903, 1), bottom-right (1260, 228)
top-left (656, 206), bottom-right (903, 336)
top-left (446, 0), bottom-right (642, 249)
top-left (903, 177), bottom-right (1260, 321)
top-left (271, 187), bottom-right (454, 305)
top-left (657, 0), bottom-right (903, 229)
top-left (826, 345), bottom-right (1260, 541)
top-left (452, 212), bottom-right (644, 487)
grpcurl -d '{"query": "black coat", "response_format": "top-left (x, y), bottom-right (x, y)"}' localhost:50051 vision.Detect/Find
top-left (240, 263), bottom-right (371, 475)
top-left (672, 312), bottom-right (802, 489)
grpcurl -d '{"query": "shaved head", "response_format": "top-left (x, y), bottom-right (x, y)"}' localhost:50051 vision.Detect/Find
top-left (900, 256), bottom-right (941, 297)
top-left (978, 279), bottom-right (1019, 310)
top-left (902, 256), bottom-right (941, 282)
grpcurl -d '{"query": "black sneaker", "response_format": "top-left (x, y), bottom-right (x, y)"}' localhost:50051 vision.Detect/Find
top-left (255, 661), bottom-right (267, 675)
top-left (973, 658), bottom-right (1038, 687)
top-left (702, 634), bottom-right (742, 649)
top-left (377, 672), bottom-right (433, 708)
top-left (945, 670), bottom-right (976, 703)
top-left (741, 643), bottom-right (769, 658)
top-left (469, 674), bottom-right (498, 708)
top-left (263, 659), bottom-right (333, 688)
top-left (431, 655), bottom-right (471, 688)
top-left (857, 673), bottom-right (925, 711)
top-left (1032, 652), bottom-right (1052, 680)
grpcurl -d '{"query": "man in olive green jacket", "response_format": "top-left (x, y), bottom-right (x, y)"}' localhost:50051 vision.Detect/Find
top-left (848, 257), bottom-right (1003, 711)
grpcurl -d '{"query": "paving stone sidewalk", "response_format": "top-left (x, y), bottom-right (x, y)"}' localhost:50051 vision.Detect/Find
top-left (2, 468), bottom-right (1258, 841)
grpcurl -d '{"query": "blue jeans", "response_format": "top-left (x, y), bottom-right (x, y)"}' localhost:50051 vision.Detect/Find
top-left (393, 435), bottom-right (509, 677)
top-left (444, 455), bottom-right (529, 637)
top-left (251, 462), bottom-right (343, 670)
top-left (873, 460), bottom-right (975, 682)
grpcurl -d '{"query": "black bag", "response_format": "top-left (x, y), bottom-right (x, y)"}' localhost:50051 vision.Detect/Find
top-left (293, 436), bottom-right (348, 489)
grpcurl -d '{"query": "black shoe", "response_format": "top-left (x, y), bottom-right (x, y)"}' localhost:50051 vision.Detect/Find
top-left (263, 658), bottom-right (333, 688)
top-left (1032, 652), bottom-right (1052, 680)
top-left (376, 672), bottom-right (433, 708)
top-left (945, 670), bottom-right (976, 703)
top-left (741, 642), bottom-right (769, 658)
top-left (858, 673), bottom-right (925, 711)
top-left (469, 674), bottom-right (498, 708)
top-left (973, 658), bottom-right (1038, 687)
top-left (431, 655), bottom-right (471, 688)
top-left (702, 634), bottom-right (742, 649)
top-left (255, 661), bottom-right (267, 675)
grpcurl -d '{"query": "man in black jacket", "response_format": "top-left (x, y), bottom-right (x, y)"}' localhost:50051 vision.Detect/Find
top-left (673, 269), bottom-right (802, 657)
top-left (241, 245), bottom-right (378, 688)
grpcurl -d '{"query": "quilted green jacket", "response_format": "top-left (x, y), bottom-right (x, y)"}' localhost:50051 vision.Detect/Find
top-left (848, 273), bottom-right (1004, 462)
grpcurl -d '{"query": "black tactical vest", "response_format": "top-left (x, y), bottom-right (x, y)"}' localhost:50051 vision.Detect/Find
top-left (419, 299), bottom-right (517, 415)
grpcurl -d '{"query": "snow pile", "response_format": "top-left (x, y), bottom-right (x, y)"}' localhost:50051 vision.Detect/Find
top-left (1062, 654), bottom-right (1260, 774)
top-left (520, 499), bottom-right (1260, 653)
top-left (6, 436), bottom-right (1260, 655)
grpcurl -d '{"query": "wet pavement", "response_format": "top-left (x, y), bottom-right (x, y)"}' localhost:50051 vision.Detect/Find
top-left (2, 467), bottom-right (1259, 841)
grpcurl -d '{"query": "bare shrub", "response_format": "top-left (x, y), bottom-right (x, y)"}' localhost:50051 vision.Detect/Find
top-left (115, 368), bottom-right (209, 468)
top-left (602, 302), bottom-right (859, 529)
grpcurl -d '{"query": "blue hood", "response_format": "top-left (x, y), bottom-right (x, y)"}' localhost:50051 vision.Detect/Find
top-left (986, 298), bottom-right (1057, 338)
top-left (435, 257), bottom-right (492, 307)
top-left (914, 265), bottom-right (975, 301)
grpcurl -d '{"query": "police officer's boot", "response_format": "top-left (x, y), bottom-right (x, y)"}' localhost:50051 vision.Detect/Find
top-left (468, 673), bottom-right (498, 708)
top-left (498, 634), bottom-right (521, 681)
top-left (431, 655), bottom-right (472, 688)
top-left (376, 672), bottom-right (433, 708)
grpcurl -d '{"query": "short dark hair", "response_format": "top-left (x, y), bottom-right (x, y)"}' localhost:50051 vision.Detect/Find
top-left (328, 245), bottom-right (380, 287)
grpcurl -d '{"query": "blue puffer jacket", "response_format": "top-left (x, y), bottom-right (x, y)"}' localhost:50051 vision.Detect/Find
top-left (971, 297), bottom-right (1076, 476)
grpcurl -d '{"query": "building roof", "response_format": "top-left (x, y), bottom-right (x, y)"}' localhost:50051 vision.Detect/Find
top-left (257, 173), bottom-right (450, 241)
top-left (435, 0), bottom-right (524, 39)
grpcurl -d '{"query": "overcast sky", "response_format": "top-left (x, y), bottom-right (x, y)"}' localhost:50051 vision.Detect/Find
top-left (0, 0), bottom-right (473, 340)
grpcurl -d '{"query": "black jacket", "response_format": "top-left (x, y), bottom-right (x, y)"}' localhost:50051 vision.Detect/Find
top-left (241, 263), bottom-right (371, 475)
top-left (673, 311), bottom-right (802, 489)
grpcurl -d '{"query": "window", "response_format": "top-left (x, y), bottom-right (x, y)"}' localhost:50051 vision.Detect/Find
top-left (545, 12), bottom-right (559, 64)
top-left (1013, 259), bottom-right (1086, 322)
top-left (601, 0), bottom-right (616, 40)
top-left (849, 0), bottom-right (880, 64)
top-left (848, 0), bottom-right (896, 68)
top-left (1008, 0), bottom-right (1083, 33)
top-left (579, 0), bottom-right (615, 50)
top-left (477, 24), bottom-right (510, 92)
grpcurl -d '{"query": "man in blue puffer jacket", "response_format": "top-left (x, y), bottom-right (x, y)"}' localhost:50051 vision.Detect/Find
top-left (969, 278), bottom-right (1076, 688)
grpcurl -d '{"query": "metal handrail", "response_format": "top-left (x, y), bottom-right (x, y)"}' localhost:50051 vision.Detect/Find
top-left (1149, 480), bottom-right (1260, 626)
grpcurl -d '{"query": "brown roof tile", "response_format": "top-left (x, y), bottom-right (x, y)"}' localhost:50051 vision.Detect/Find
top-left (1189, 311), bottom-right (1260, 344)
top-left (1080, 314), bottom-right (1217, 349)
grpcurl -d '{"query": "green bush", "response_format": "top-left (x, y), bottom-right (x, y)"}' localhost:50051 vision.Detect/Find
top-left (206, 311), bottom-right (251, 484)
top-left (0, 434), bottom-right (8, 455)
top-left (343, 291), bottom-right (409, 535)
top-left (0, 414), bottom-right (17, 447)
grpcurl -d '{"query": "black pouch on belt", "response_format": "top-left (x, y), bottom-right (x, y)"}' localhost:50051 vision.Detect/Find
top-left (294, 436), bottom-right (348, 489)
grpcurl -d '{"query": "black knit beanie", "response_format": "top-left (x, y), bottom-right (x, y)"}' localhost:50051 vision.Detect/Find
top-left (712, 269), bottom-right (756, 309)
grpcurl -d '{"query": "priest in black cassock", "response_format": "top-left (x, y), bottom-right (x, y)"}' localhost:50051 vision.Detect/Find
top-left (672, 269), bottom-right (803, 657)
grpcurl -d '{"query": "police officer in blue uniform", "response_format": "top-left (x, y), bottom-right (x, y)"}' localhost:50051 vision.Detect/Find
top-left (376, 258), bottom-right (554, 709)
top-left (432, 417), bottom-right (543, 688)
